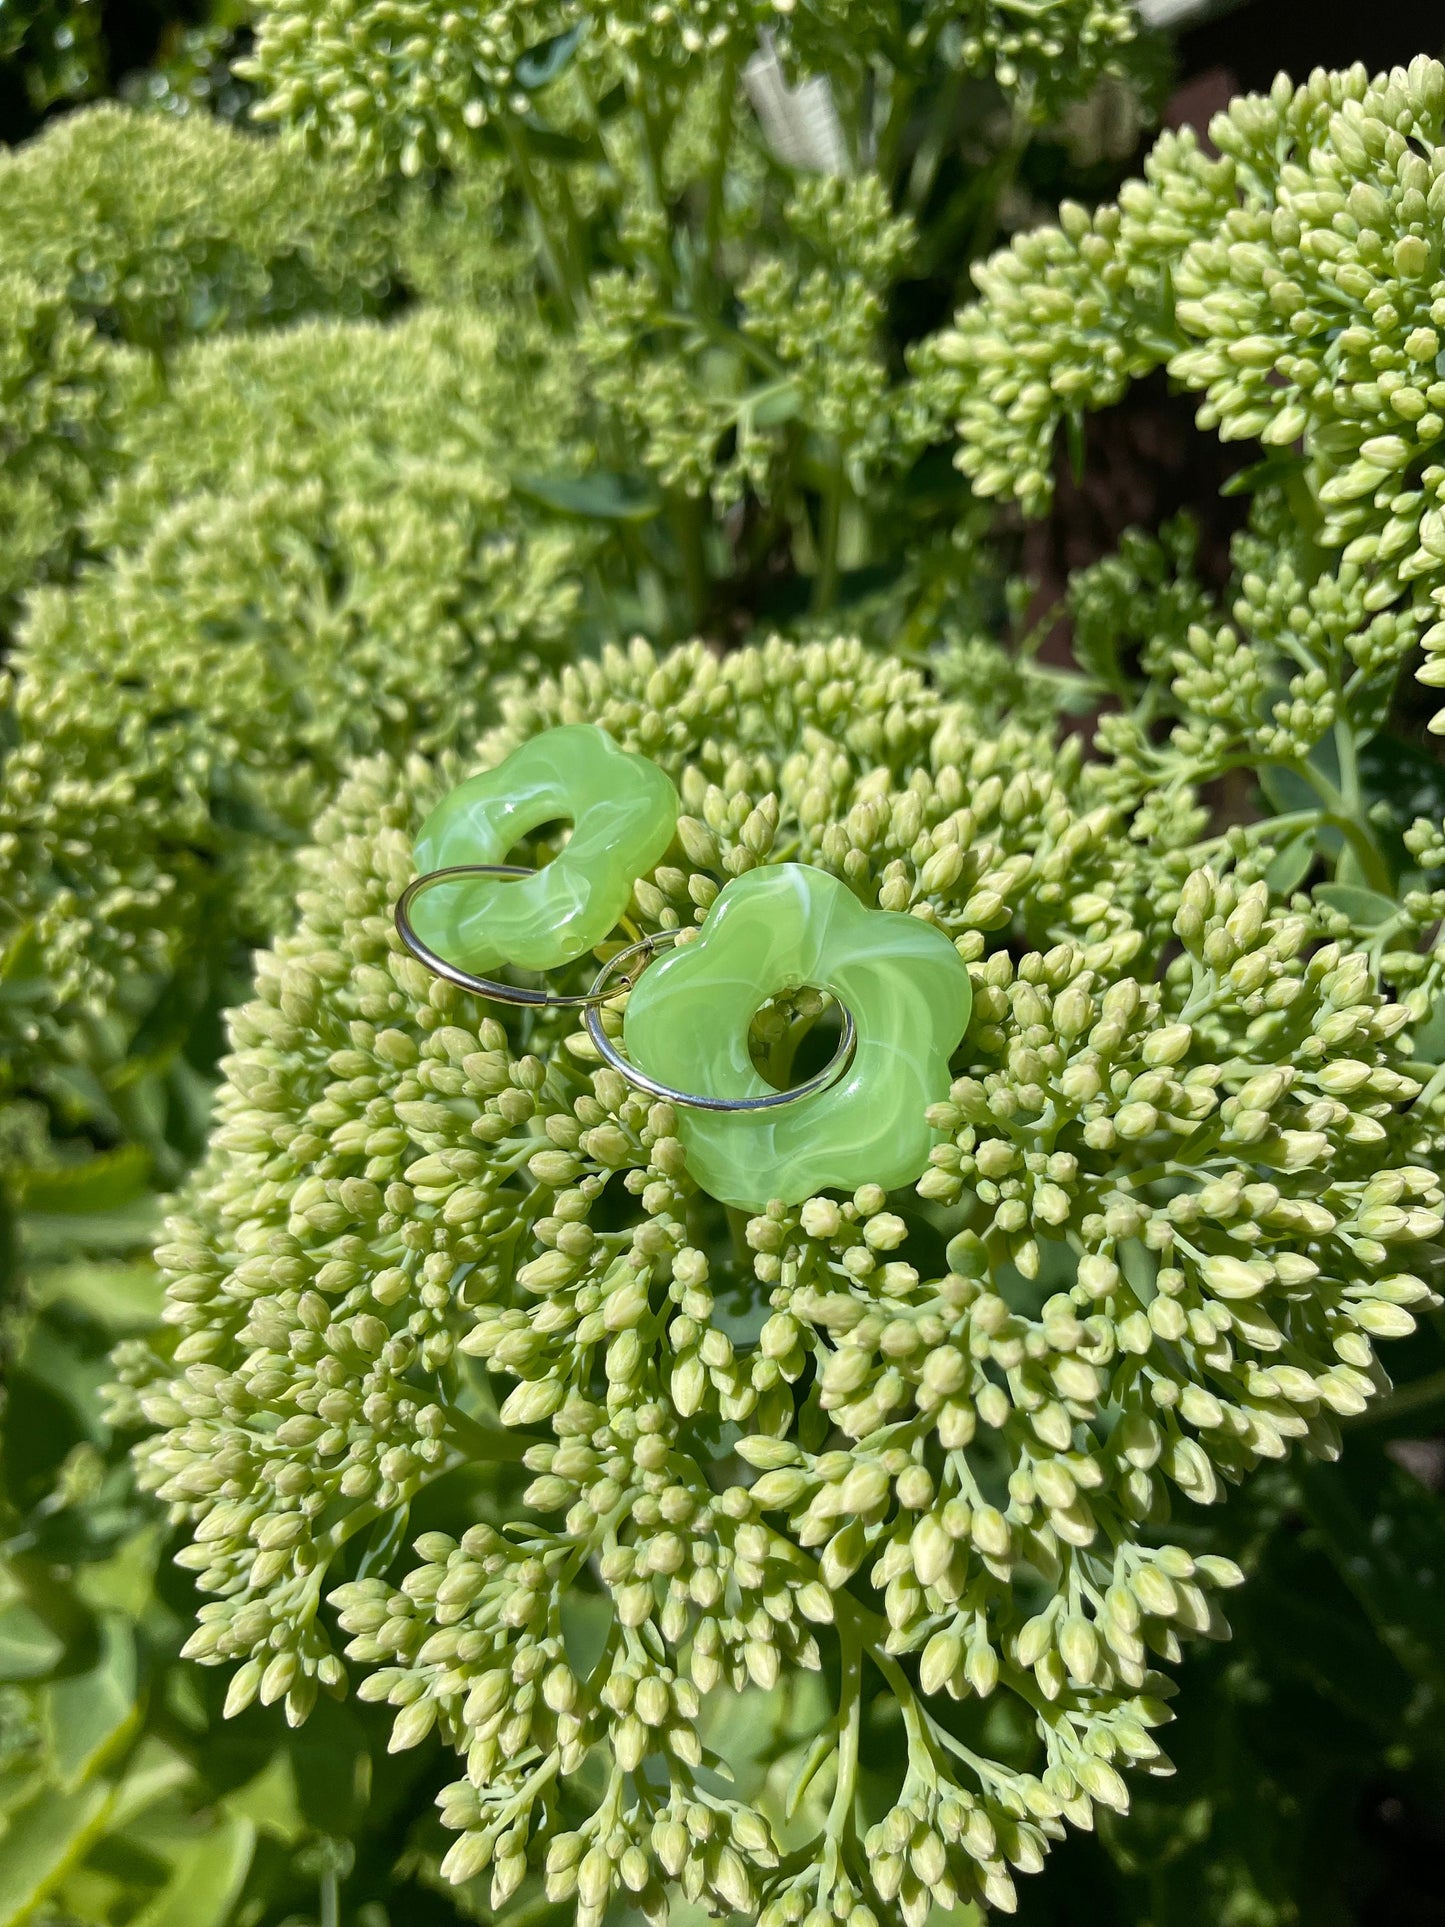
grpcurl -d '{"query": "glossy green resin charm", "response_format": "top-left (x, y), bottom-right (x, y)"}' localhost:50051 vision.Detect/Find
top-left (623, 864), bottom-right (973, 1210)
top-left (409, 725), bottom-right (678, 973)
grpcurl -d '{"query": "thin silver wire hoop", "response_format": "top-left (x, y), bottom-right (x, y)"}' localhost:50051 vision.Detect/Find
top-left (584, 934), bottom-right (859, 1113)
top-left (395, 864), bottom-right (620, 1010)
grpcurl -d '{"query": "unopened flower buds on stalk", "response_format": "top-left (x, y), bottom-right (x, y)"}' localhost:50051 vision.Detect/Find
top-left (128, 637), bottom-right (1443, 1923)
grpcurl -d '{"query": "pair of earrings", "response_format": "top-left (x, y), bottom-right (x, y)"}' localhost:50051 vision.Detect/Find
top-left (395, 725), bottom-right (972, 1213)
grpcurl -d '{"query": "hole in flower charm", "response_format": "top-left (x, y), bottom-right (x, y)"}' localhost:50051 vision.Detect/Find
top-left (621, 863), bottom-right (973, 1210)
top-left (407, 724), bottom-right (678, 974)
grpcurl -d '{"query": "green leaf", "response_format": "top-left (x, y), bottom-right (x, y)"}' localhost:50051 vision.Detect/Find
top-left (514, 21), bottom-right (585, 89)
top-left (1359, 730), bottom-right (1445, 827)
top-left (514, 121), bottom-right (595, 163)
top-left (224, 1750), bottom-right (306, 1845)
top-left (11, 1324), bottom-right (114, 1437)
top-left (1312, 883), bottom-right (1398, 927)
top-left (356, 1500), bottom-right (411, 1581)
top-left (0, 1564), bottom-right (97, 1677)
top-left (1298, 1451), bottom-right (1445, 1697)
top-left (1330, 840), bottom-right (1372, 890)
top-left (287, 1698), bottom-right (371, 1835)
top-left (45, 1615), bottom-right (139, 1790)
top-left (28, 1260), bottom-right (164, 1331)
top-left (109, 956), bottom-right (214, 1091)
top-left (1256, 761), bottom-right (1320, 817)
top-left (0, 1601), bottom-right (65, 1681)
top-left (108, 1738), bottom-right (196, 1831)
top-left (1265, 832), bottom-right (1315, 897)
top-left (0, 1778), bottom-right (113, 1927)
top-left (559, 1589), bottom-right (611, 1681)
top-left (1412, 990), bottom-right (1445, 1066)
top-left (748, 382), bottom-right (800, 429)
top-left (1258, 735), bottom-right (1341, 824)
top-left (71, 1516), bottom-right (166, 1618)
top-left (513, 471), bottom-right (662, 522)
top-left (22, 1196), bottom-right (162, 1260)
top-left (1349, 667), bottom-right (1397, 741)
top-left (1098, 1794), bottom-right (1213, 1875)
top-left (128, 1814), bottom-right (255, 1927)
top-left (207, 771), bottom-right (308, 845)
top-left (0, 924), bottom-right (48, 1008)
top-left (784, 1731), bottom-right (833, 1822)
top-left (1219, 449), bottom-right (1308, 498)
top-left (1065, 410), bottom-right (1086, 486)
top-left (16, 1145), bottom-right (151, 1216)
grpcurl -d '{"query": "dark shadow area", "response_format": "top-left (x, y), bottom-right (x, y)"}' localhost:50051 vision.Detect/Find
top-left (1179, 0), bottom-right (1445, 94)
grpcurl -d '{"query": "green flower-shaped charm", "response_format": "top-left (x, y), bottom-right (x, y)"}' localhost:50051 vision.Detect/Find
top-left (623, 864), bottom-right (973, 1210)
top-left (409, 725), bottom-right (678, 973)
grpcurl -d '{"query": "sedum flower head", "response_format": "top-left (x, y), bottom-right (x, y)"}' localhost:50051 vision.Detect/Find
top-left (582, 174), bottom-right (933, 506)
top-left (241, 0), bottom-right (1141, 177)
top-left (0, 269), bottom-right (152, 606)
top-left (240, 0), bottom-right (776, 176)
top-left (918, 0), bottom-right (1138, 110)
top-left (0, 102), bottom-right (395, 348)
top-left (0, 308), bottom-right (587, 1028)
top-left (131, 637), bottom-right (1440, 1924)
top-left (0, 102), bottom-right (397, 607)
top-left (928, 54), bottom-right (1445, 733)
top-left (1052, 490), bottom-right (1435, 819)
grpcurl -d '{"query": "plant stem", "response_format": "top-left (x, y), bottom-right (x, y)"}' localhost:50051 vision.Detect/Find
top-left (444, 1405), bottom-right (531, 1463)
top-left (1188, 805), bottom-right (1327, 859)
top-left (826, 1613), bottom-right (862, 1840)
top-left (635, 82), bottom-right (672, 228)
top-left (703, 57), bottom-right (739, 282)
top-left (1288, 753), bottom-right (1393, 894)
top-left (670, 491), bottom-right (708, 634)
top-left (552, 172), bottom-right (591, 303)
top-left (1335, 717), bottom-right (1363, 815)
top-left (904, 63), bottom-right (964, 216)
top-left (501, 120), bottom-right (578, 322)
top-left (319, 1870), bottom-right (340, 1927)
top-left (1412, 1058), bottom-right (1445, 1115)
top-left (875, 65), bottom-right (917, 185)
top-left (318, 1445), bottom-right (468, 1559)
top-left (811, 452), bottom-right (846, 615)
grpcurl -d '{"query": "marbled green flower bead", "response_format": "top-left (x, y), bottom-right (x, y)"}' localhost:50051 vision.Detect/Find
top-left (409, 724), bottom-right (678, 974)
top-left (623, 863), bottom-right (972, 1210)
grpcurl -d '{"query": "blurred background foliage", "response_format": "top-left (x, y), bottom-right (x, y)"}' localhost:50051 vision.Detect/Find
top-left (3, 1), bottom-right (1445, 1924)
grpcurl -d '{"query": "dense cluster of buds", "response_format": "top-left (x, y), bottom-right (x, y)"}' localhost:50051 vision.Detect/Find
top-left (0, 104), bottom-right (515, 1058)
top-left (930, 55), bottom-right (1445, 737)
top-left (0, 105), bottom-right (392, 608)
top-left (581, 174), bottom-right (934, 508)
top-left (241, 0), bottom-right (1144, 176)
top-left (126, 638), bottom-right (1443, 1923)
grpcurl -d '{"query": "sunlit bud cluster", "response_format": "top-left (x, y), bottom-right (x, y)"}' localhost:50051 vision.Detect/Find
top-left (581, 175), bottom-right (933, 506)
top-left (0, 308), bottom-right (585, 1034)
top-left (241, 0), bottom-right (1143, 179)
top-left (932, 56), bottom-right (1445, 734)
top-left (0, 104), bottom-right (392, 609)
top-left (132, 637), bottom-right (1440, 1923)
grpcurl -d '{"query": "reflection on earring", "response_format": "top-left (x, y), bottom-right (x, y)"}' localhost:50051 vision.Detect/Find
top-left (609, 863), bottom-right (973, 1211)
top-left (394, 724), bottom-right (677, 1009)
top-left (584, 928), bottom-right (859, 1107)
